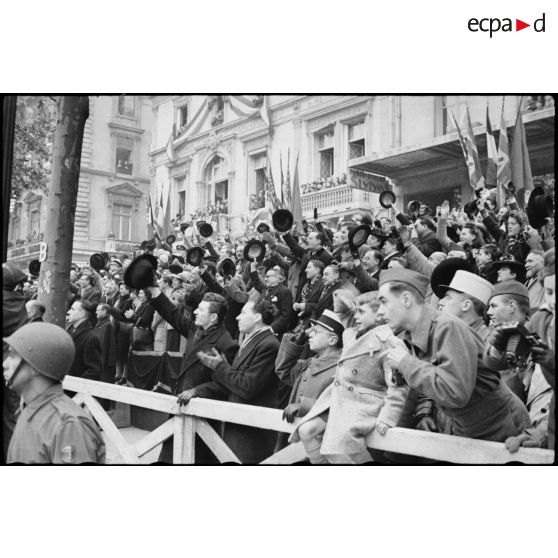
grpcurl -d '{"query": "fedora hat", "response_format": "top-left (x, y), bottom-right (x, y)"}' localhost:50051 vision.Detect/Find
top-left (197, 221), bottom-right (214, 238)
top-left (168, 258), bottom-right (184, 274)
top-left (166, 234), bottom-right (176, 245)
top-left (243, 239), bottom-right (266, 262)
top-left (348, 225), bottom-right (371, 253)
top-left (395, 212), bottom-right (413, 226)
top-left (29, 259), bottom-right (41, 277)
top-left (272, 209), bottom-right (294, 233)
top-left (180, 222), bottom-right (190, 233)
top-left (492, 256), bottom-right (526, 283)
top-left (124, 254), bottom-right (158, 290)
top-left (527, 186), bottom-right (553, 230)
top-left (463, 200), bottom-right (479, 219)
top-left (186, 247), bottom-right (205, 267)
top-left (90, 253), bottom-right (107, 272)
top-left (379, 190), bottom-right (396, 209)
top-left (218, 257), bottom-right (236, 277)
top-left (430, 257), bottom-right (473, 299)
top-left (256, 222), bottom-right (271, 234)
top-left (407, 200), bottom-right (420, 214)
top-left (437, 269), bottom-right (493, 305)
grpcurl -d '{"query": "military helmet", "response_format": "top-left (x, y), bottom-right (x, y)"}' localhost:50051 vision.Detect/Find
top-left (3, 323), bottom-right (75, 381)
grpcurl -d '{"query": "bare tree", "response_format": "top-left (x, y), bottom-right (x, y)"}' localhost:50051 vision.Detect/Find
top-left (37, 96), bottom-right (89, 327)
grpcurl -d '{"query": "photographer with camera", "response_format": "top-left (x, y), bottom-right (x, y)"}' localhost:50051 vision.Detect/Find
top-left (505, 247), bottom-right (555, 452)
top-left (484, 280), bottom-right (552, 448)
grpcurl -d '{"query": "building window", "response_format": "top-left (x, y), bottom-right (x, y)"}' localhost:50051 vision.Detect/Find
top-left (178, 191), bottom-right (185, 219)
top-left (30, 209), bottom-right (41, 239)
top-left (249, 152), bottom-right (267, 210)
top-left (348, 121), bottom-right (365, 159)
top-left (203, 155), bottom-right (229, 213)
top-left (113, 203), bottom-right (132, 240)
top-left (115, 136), bottom-right (133, 175)
top-left (179, 105), bottom-right (188, 127)
top-left (117, 96), bottom-right (135, 118)
top-left (10, 216), bottom-right (20, 242)
top-left (317, 130), bottom-right (335, 178)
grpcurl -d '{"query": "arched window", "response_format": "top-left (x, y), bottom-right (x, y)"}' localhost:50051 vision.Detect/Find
top-left (202, 155), bottom-right (229, 213)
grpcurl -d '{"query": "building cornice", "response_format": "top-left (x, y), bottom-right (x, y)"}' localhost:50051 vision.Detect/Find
top-left (108, 121), bottom-right (145, 135)
top-left (80, 166), bottom-right (151, 184)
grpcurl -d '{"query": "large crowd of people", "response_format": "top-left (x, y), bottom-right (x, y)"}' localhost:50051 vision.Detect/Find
top-left (2, 181), bottom-right (555, 464)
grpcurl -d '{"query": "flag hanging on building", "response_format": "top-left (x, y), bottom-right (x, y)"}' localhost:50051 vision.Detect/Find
top-left (510, 108), bottom-right (534, 209)
top-left (284, 148), bottom-right (292, 208)
top-left (461, 106), bottom-right (486, 192)
top-left (263, 154), bottom-right (282, 212)
top-left (485, 106), bottom-right (498, 188)
top-left (166, 133), bottom-right (175, 163)
top-left (227, 95), bottom-right (272, 134)
top-left (291, 154), bottom-right (303, 234)
top-left (173, 97), bottom-right (209, 147)
top-left (497, 98), bottom-right (512, 208)
top-left (280, 151), bottom-right (285, 205)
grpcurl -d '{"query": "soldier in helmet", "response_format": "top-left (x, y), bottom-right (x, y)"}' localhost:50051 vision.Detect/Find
top-left (3, 323), bottom-right (105, 464)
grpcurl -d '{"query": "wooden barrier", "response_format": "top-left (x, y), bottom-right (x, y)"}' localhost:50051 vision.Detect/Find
top-left (63, 376), bottom-right (555, 465)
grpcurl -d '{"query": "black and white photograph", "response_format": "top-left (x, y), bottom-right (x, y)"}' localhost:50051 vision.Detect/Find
top-left (2, 94), bottom-right (555, 465)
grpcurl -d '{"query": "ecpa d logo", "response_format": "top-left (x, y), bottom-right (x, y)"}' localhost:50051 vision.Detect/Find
top-left (468, 13), bottom-right (546, 37)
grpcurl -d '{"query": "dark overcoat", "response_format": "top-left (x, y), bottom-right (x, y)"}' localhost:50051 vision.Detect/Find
top-left (68, 321), bottom-right (103, 381)
top-left (210, 328), bottom-right (280, 463)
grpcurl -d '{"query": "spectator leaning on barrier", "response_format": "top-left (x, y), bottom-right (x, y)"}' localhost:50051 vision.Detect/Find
top-left (3, 323), bottom-right (105, 464)
top-left (378, 268), bottom-right (530, 443)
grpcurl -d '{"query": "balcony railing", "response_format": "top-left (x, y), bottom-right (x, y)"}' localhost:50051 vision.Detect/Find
top-left (301, 185), bottom-right (372, 214)
top-left (7, 239), bottom-right (43, 261)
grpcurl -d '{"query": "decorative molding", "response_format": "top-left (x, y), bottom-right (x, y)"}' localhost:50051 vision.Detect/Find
top-left (106, 182), bottom-right (144, 198)
top-left (80, 166), bottom-right (151, 184)
top-left (108, 121), bottom-right (144, 135)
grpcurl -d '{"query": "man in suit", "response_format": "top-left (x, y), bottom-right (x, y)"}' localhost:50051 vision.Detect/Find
top-left (278, 230), bottom-right (333, 300)
top-left (305, 263), bottom-right (345, 320)
top-left (148, 288), bottom-right (238, 463)
top-left (79, 274), bottom-right (102, 307)
top-left (25, 300), bottom-right (46, 323)
top-left (197, 298), bottom-right (280, 463)
top-left (66, 300), bottom-right (103, 381)
top-left (352, 250), bottom-right (383, 293)
top-left (293, 259), bottom-right (325, 325)
top-left (412, 217), bottom-right (443, 258)
top-left (249, 263), bottom-right (295, 338)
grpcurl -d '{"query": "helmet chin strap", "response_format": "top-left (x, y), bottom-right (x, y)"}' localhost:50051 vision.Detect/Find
top-left (6, 357), bottom-right (25, 390)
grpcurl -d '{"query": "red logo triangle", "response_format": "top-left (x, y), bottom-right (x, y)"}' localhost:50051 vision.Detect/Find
top-left (516, 19), bottom-right (530, 31)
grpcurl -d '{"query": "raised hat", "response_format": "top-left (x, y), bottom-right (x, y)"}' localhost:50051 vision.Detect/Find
top-left (310, 309), bottom-right (345, 339)
top-left (527, 186), bottom-right (553, 230)
top-left (123, 254), bottom-right (158, 290)
top-left (430, 257), bottom-right (473, 299)
top-left (218, 257), bottom-right (236, 277)
top-left (111, 258), bottom-right (123, 267)
top-left (379, 268), bottom-right (430, 298)
top-left (145, 238), bottom-right (157, 251)
top-left (256, 222), bottom-right (271, 234)
top-left (186, 247), bottom-right (205, 267)
top-left (244, 239), bottom-right (266, 262)
top-left (166, 234), bottom-right (177, 245)
top-left (272, 209), bottom-right (294, 233)
top-left (441, 269), bottom-right (494, 306)
top-left (490, 279), bottom-right (529, 301)
top-left (168, 258), bottom-right (184, 274)
top-left (28, 259), bottom-right (41, 277)
top-left (379, 190), bottom-right (396, 209)
top-left (90, 253), bottom-right (107, 272)
top-left (197, 221), bottom-right (214, 238)
top-left (348, 225), bottom-right (371, 253)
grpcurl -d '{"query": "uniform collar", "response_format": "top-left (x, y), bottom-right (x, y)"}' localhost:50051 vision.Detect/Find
top-left (23, 383), bottom-right (64, 420)
top-left (310, 350), bottom-right (340, 375)
top-left (407, 304), bottom-right (437, 355)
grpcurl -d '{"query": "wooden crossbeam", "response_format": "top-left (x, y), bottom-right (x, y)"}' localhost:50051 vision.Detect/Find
top-left (133, 418), bottom-right (175, 459)
top-left (64, 377), bottom-right (555, 465)
top-left (195, 418), bottom-right (241, 464)
top-left (260, 442), bottom-right (307, 465)
top-left (80, 394), bottom-right (141, 464)
top-left (173, 415), bottom-right (196, 464)
top-left (365, 427), bottom-right (555, 465)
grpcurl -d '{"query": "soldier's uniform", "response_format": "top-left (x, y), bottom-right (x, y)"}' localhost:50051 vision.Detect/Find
top-left (7, 383), bottom-right (105, 464)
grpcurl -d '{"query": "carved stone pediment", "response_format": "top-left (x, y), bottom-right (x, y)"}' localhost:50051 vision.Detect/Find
top-left (106, 182), bottom-right (143, 198)
top-left (23, 191), bottom-right (42, 204)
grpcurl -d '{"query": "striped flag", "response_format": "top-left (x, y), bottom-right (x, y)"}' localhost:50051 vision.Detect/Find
top-left (263, 154), bottom-right (282, 212)
top-left (462, 106), bottom-right (486, 192)
top-left (166, 133), bottom-right (175, 163)
top-left (510, 108), bottom-right (534, 209)
top-left (174, 97), bottom-right (209, 146)
top-left (280, 151), bottom-right (285, 205)
top-left (228, 95), bottom-right (272, 134)
top-left (485, 106), bottom-right (498, 188)
top-left (497, 98), bottom-right (512, 208)
top-left (291, 154), bottom-right (303, 234)
top-left (285, 148), bottom-right (292, 208)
